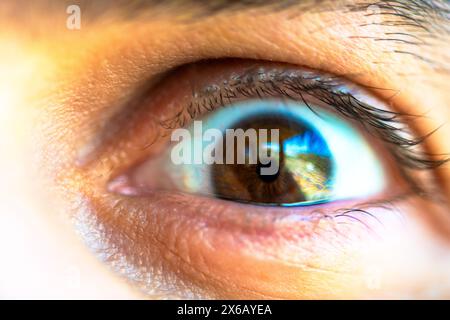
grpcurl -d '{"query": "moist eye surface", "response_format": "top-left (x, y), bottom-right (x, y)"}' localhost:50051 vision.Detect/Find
top-left (161, 99), bottom-right (386, 206)
top-left (210, 112), bottom-right (334, 205)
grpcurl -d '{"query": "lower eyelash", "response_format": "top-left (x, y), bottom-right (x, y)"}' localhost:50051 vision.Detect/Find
top-left (328, 193), bottom-right (410, 228)
top-left (177, 188), bottom-right (413, 238)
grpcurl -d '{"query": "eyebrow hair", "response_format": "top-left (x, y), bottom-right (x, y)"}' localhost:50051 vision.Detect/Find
top-left (16, 0), bottom-right (447, 72)
top-left (74, 0), bottom-right (449, 19)
top-left (73, 0), bottom-right (449, 41)
top-left (348, 0), bottom-right (450, 72)
top-left (15, 0), bottom-right (449, 36)
top-left (73, 0), bottom-right (448, 71)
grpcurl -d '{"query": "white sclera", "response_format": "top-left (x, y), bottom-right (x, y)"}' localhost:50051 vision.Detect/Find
top-left (167, 99), bottom-right (386, 203)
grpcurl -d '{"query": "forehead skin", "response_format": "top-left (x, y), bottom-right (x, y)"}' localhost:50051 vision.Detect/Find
top-left (0, 0), bottom-right (449, 298)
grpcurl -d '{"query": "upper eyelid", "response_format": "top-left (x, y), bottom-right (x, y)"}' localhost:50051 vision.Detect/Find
top-left (76, 59), bottom-right (446, 173)
top-left (150, 61), bottom-right (448, 202)
top-left (160, 64), bottom-right (421, 154)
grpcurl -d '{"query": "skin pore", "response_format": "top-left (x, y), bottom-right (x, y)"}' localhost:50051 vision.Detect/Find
top-left (0, 0), bottom-right (449, 298)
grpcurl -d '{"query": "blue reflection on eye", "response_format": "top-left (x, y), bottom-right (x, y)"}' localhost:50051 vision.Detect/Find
top-left (284, 130), bottom-right (331, 158)
top-left (166, 99), bottom-right (386, 206)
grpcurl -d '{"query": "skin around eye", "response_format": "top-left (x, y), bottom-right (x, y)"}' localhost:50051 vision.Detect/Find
top-left (4, 1), bottom-right (448, 299)
top-left (113, 99), bottom-right (387, 207)
top-left (97, 60), bottom-right (441, 298)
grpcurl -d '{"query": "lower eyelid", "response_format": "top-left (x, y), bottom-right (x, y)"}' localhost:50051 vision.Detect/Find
top-left (69, 135), bottom-right (450, 298)
top-left (74, 188), bottom-right (413, 298)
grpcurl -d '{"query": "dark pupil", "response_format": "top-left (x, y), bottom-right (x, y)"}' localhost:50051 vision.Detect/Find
top-left (256, 161), bottom-right (280, 183)
top-left (210, 113), bottom-right (333, 205)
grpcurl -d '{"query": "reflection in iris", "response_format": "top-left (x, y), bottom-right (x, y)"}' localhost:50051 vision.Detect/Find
top-left (211, 113), bottom-right (334, 205)
top-left (283, 130), bottom-right (333, 203)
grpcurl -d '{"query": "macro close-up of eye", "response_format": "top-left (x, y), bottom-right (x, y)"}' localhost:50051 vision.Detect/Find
top-left (111, 62), bottom-right (391, 209)
top-left (1, 0), bottom-right (450, 304)
top-left (96, 60), bottom-right (446, 299)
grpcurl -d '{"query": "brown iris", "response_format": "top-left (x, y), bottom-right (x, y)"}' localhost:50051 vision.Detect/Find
top-left (210, 113), bottom-right (333, 205)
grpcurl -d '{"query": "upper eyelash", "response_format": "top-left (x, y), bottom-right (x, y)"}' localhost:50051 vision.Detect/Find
top-left (159, 66), bottom-right (448, 173)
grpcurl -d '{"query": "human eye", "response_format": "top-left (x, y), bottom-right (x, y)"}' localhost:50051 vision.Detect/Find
top-left (110, 62), bottom-right (401, 208)
top-left (4, 0), bottom-right (450, 300)
top-left (96, 60), bottom-right (447, 298)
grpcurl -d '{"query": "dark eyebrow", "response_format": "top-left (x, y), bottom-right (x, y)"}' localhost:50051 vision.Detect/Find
top-left (74, 0), bottom-right (449, 68)
top-left (72, 0), bottom-right (449, 25)
top-left (20, 0), bottom-right (449, 35)
top-left (349, 0), bottom-right (449, 35)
